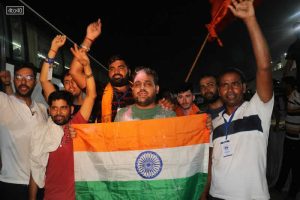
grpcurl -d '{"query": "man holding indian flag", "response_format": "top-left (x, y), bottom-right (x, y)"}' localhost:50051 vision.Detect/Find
top-left (72, 66), bottom-right (211, 199)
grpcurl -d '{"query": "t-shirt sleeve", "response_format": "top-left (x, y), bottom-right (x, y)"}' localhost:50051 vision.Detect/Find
top-left (114, 108), bottom-right (127, 122)
top-left (249, 92), bottom-right (274, 136)
top-left (71, 111), bottom-right (88, 124)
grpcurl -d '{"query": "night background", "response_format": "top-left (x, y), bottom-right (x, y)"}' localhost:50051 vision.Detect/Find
top-left (6, 0), bottom-right (300, 89)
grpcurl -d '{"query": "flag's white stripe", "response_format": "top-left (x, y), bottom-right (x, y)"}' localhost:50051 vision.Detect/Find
top-left (75, 143), bottom-right (209, 182)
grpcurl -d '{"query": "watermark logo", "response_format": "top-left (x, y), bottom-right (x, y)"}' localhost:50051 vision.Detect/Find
top-left (6, 6), bottom-right (24, 15)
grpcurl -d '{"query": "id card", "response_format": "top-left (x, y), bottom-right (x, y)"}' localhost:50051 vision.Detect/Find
top-left (221, 140), bottom-right (233, 157)
top-left (47, 67), bottom-right (53, 80)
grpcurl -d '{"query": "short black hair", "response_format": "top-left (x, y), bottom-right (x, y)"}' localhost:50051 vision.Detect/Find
top-left (176, 82), bottom-right (193, 94)
top-left (48, 90), bottom-right (73, 106)
top-left (14, 62), bottom-right (37, 78)
top-left (218, 67), bottom-right (246, 85)
top-left (199, 73), bottom-right (218, 82)
top-left (107, 54), bottom-right (129, 68)
top-left (132, 66), bottom-right (159, 85)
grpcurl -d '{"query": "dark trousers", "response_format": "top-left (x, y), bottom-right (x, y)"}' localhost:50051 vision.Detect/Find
top-left (0, 181), bottom-right (29, 200)
top-left (275, 137), bottom-right (300, 197)
top-left (208, 194), bottom-right (225, 200)
top-left (0, 181), bottom-right (44, 200)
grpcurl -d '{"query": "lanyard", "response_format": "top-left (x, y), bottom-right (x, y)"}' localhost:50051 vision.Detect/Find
top-left (114, 89), bottom-right (129, 108)
top-left (222, 107), bottom-right (239, 140)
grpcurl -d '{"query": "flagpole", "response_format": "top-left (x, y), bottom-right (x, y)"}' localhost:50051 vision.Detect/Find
top-left (185, 33), bottom-right (209, 82)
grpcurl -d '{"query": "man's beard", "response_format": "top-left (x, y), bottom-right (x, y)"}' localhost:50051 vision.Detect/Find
top-left (204, 93), bottom-right (219, 104)
top-left (15, 84), bottom-right (34, 98)
top-left (110, 73), bottom-right (129, 87)
top-left (52, 114), bottom-right (71, 125)
top-left (135, 91), bottom-right (156, 107)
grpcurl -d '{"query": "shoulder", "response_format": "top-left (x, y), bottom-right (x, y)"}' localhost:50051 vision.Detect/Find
top-left (0, 91), bottom-right (9, 98)
top-left (249, 92), bottom-right (274, 107)
top-left (157, 105), bottom-right (176, 117)
top-left (35, 102), bottom-right (48, 115)
top-left (114, 106), bottom-right (132, 122)
top-left (71, 111), bottom-right (88, 124)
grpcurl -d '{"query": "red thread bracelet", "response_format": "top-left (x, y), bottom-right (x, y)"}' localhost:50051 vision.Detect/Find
top-left (50, 49), bottom-right (57, 54)
top-left (85, 37), bottom-right (94, 43)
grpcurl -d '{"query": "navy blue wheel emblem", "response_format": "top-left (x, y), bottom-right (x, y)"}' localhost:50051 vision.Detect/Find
top-left (135, 151), bottom-right (163, 179)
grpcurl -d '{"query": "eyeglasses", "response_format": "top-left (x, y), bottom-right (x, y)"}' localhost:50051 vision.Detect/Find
top-left (15, 74), bottom-right (35, 81)
top-left (219, 81), bottom-right (242, 89)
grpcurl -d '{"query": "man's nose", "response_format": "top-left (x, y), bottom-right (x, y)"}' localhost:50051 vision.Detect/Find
top-left (21, 78), bottom-right (27, 84)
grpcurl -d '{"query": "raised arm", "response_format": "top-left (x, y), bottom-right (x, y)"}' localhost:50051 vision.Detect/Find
top-left (40, 35), bottom-right (66, 101)
top-left (70, 44), bottom-right (97, 120)
top-left (0, 70), bottom-right (13, 95)
top-left (69, 19), bottom-right (101, 89)
top-left (229, 0), bottom-right (273, 102)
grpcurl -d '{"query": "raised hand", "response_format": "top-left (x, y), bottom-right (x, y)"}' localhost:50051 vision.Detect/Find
top-left (86, 18), bottom-right (102, 41)
top-left (158, 98), bottom-right (175, 111)
top-left (228, 0), bottom-right (255, 20)
top-left (51, 35), bottom-right (67, 51)
top-left (70, 44), bottom-right (90, 67)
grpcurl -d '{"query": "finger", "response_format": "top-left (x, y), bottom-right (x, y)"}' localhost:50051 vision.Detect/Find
top-left (74, 44), bottom-right (79, 51)
top-left (228, 5), bottom-right (237, 15)
top-left (231, 0), bottom-right (238, 8)
top-left (70, 47), bottom-right (75, 55)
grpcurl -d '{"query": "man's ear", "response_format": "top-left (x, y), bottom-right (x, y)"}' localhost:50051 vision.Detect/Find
top-left (193, 95), bottom-right (195, 101)
top-left (71, 105), bottom-right (74, 114)
top-left (156, 85), bottom-right (159, 94)
top-left (127, 68), bottom-right (131, 76)
top-left (242, 83), bottom-right (247, 94)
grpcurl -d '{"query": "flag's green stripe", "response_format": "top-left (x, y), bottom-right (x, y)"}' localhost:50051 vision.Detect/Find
top-left (75, 172), bottom-right (207, 200)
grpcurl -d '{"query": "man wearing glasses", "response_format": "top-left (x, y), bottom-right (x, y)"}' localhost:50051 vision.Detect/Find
top-left (0, 63), bottom-right (48, 200)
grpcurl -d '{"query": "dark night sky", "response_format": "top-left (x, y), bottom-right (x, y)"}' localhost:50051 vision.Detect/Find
top-left (14, 0), bottom-right (300, 88)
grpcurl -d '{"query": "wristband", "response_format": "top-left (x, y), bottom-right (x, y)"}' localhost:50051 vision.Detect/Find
top-left (44, 57), bottom-right (55, 64)
top-left (80, 44), bottom-right (90, 52)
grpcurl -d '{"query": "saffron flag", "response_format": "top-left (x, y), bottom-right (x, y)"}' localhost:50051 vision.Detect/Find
top-left (207, 0), bottom-right (263, 46)
top-left (72, 114), bottom-right (210, 200)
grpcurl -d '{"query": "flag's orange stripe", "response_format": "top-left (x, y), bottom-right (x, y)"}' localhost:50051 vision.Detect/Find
top-left (72, 114), bottom-right (210, 152)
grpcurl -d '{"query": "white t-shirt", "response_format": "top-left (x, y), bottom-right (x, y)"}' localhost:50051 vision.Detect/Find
top-left (0, 92), bottom-right (48, 184)
top-left (210, 93), bottom-right (274, 200)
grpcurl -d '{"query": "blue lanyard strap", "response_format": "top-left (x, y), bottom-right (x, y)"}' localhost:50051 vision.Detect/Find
top-left (222, 107), bottom-right (238, 140)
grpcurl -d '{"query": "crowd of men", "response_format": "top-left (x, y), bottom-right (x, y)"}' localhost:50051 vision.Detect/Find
top-left (1, 0), bottom-right (299, 199)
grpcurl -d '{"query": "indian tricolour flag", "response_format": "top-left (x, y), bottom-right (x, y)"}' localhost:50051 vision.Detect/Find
top-left (72, 114), bottom-right (210, 200)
